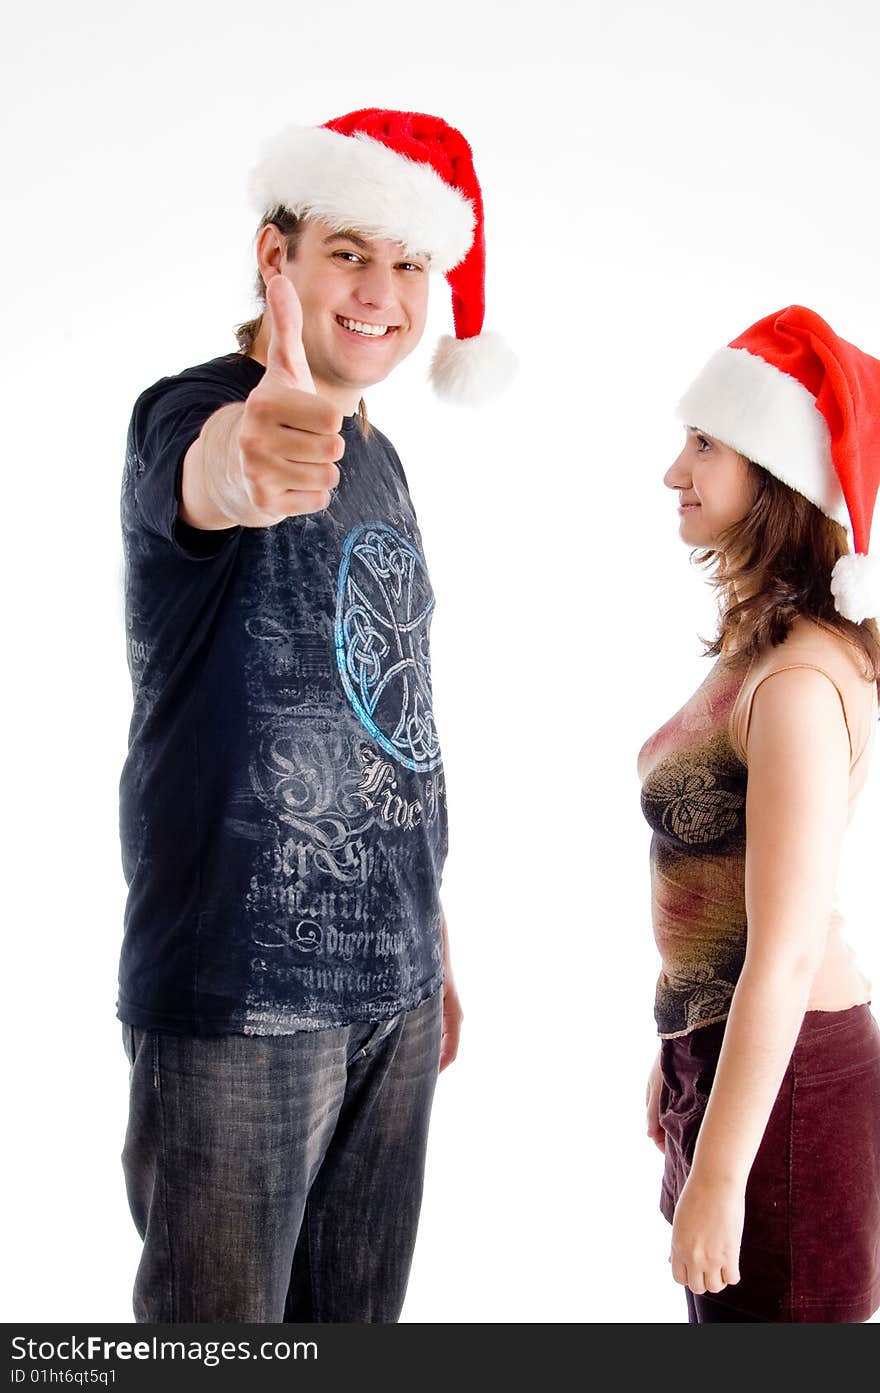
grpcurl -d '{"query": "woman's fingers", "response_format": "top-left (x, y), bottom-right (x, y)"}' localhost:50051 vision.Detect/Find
top-left (646, 1054), bottom-right (666, 1152)
top-left (671, 1251), bottom-right (732, 1295)
top-left (647, 1120), bottom-right (666, 1153)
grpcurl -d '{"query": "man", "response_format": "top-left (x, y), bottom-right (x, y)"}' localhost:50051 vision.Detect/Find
top-left (117, 109), bottom-right (514, 1323)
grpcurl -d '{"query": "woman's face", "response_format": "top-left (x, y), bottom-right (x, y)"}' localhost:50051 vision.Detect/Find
top-left (664, 428), bottom-right (760, 547)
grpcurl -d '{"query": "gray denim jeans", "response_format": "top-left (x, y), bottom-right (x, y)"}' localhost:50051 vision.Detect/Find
top-left (120, 987), bottom-right (442, 1322)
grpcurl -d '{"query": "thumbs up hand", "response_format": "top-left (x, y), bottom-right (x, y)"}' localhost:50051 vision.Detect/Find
top-left (237, 273), bottom-right (345, 524)
top-left (263, 273), bottom-right (316, 393)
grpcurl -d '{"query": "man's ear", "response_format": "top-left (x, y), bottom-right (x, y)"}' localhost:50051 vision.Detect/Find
top-left (255, 223), bottom-right (288, 288)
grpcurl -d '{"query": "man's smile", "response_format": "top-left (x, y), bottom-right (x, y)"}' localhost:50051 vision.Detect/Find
top-left (335, 314), bottom-right (398, 339)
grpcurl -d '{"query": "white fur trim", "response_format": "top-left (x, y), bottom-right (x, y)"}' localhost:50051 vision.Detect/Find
top-left (430, 332), bottom-right (518, 405)
top-left (248, 126), bottom-right (475, 273)
top-left (676, 347), bottom-right (849, 527)
top-left (830, 552), bottom-right (880, 622)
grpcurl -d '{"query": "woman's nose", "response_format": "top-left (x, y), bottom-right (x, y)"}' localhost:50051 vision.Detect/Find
top-left (664, 451), bottom-right (691, 490)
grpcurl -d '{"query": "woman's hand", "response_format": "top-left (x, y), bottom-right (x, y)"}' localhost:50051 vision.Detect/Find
top-left (670, 1170), bottom-right (744, 1294)
top-left (646, 1051), bottom-right (666, 1153)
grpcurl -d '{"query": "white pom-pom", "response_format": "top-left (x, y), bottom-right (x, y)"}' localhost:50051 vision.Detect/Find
top-left (430, 332), bottom-right (518, 406)
top-left (830, 552), bottom-right (880, 623)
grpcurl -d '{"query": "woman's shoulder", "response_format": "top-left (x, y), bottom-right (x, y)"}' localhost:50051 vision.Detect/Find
top-left (753, 616), bottom-right (873, 688)
top-left (729, 617), bottom-right (876, 766)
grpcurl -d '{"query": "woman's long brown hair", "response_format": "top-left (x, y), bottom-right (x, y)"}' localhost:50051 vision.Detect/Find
top-left (695, 462), bottom-right (880, 701)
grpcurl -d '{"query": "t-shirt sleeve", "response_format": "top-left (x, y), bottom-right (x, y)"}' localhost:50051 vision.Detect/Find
top-left (375, 431), bottom-right (416, 503)
top-left (128, 375), bottom-right (245, 560)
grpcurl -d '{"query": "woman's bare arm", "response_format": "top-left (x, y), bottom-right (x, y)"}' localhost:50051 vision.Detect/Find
top-left (669, 665), bottom-right (851, 1292)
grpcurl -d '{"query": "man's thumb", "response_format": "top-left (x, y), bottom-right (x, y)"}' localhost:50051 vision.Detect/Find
top-left (265, 273), bottom-right (315, 393)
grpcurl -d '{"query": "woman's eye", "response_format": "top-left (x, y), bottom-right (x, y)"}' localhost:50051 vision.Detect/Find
top-left (696, 435), bottom-right (711, 452)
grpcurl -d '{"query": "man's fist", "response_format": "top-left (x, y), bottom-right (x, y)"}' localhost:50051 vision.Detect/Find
top-left (237, 273), bottom-right (345, 524)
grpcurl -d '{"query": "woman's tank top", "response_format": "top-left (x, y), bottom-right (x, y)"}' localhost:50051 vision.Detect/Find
top-left (637, 618), bottom-right (877, 1038)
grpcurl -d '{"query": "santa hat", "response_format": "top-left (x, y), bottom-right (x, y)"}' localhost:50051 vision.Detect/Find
top-left (247, 108), bottom-right (517, 405)
top-left (677, 305), bottom-right (880, 623)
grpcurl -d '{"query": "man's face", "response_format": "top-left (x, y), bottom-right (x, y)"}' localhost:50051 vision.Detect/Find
top-left (282, 218), bottom-right (431, 394)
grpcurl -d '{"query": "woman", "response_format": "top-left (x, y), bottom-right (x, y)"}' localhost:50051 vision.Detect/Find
top-left (638, 305), bottom-right (880, 1323)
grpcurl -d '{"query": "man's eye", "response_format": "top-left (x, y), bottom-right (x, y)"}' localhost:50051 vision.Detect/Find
top-left (398, 262), bottom-right (424, 273)
top-left (334, 251), bottom-right (362, 264)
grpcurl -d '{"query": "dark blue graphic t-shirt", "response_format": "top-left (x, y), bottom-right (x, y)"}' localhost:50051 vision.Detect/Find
top-left (118, 353), bottom-right (448, 1035)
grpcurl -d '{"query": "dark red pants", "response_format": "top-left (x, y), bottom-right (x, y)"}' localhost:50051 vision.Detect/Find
top-left (659, 1003), bottom-right (880, 1323)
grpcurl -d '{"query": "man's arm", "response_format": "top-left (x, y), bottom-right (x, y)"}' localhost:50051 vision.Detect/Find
top-left (180, 274), bottom-right (344, 532)
top-left (180, 402), bottom-right (249, 530)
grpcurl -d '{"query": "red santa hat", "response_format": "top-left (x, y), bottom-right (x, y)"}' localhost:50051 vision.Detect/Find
top-left (247, 108), bottom-right (517, 405)
top-left (677, 305), bottom-right (880, 623)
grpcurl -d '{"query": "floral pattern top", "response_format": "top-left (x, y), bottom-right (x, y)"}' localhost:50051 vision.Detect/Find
top-left (638, 623), bottom-right (877, 1039)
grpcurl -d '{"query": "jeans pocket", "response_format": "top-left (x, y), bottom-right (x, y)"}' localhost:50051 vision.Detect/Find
top-left (122, 1025), bottom-right (161, 1090)
top-left (150, 1032), bottom-right (161, 1091)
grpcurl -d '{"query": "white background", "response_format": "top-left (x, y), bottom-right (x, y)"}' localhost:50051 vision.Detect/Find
top-left (3, 0), bottom-right (879, 1326)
